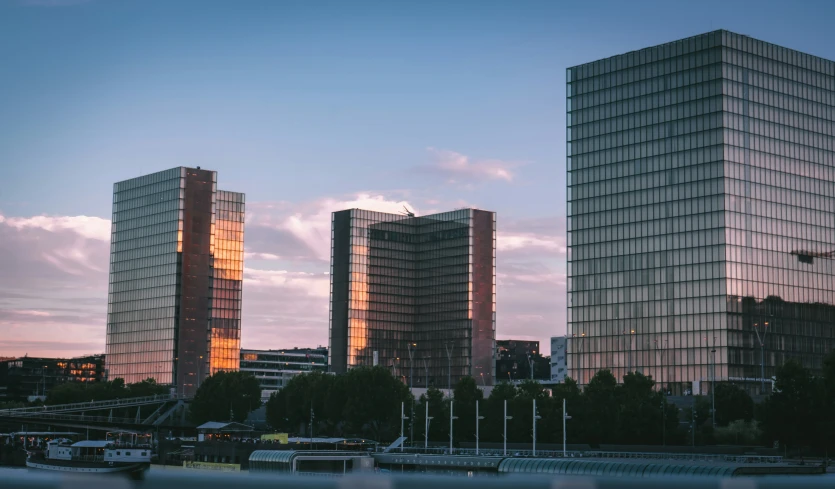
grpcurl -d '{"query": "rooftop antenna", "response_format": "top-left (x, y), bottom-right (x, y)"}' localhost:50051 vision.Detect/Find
top-left (401, 206), bottom-right (415, 218)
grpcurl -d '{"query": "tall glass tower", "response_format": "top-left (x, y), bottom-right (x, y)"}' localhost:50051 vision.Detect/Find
top-left (567, 31), bottom-right (835, 395)
top-left (105, 167), bottom-right (244, 395)
top-left (329, 208), bottom-right (496, 387)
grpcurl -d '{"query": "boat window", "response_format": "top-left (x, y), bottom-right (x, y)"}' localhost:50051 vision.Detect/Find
top-left (126, 452), bottom-right (131, 456)
top-left (141, 452), bottom-right (146, 456)
top-left (117, 452), bottom-right (121, 455)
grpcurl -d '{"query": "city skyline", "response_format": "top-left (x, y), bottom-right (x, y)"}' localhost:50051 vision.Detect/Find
top-left (3, 0), bottom-right (835, 359)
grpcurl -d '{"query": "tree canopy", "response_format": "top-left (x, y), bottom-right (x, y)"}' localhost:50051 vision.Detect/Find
top-left (189, 371), bottom-right (262, 424)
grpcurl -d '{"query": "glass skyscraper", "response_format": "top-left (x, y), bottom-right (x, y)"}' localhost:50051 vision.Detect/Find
top-left (329, 208), bottom-right (496, 387)
top-left (567, 30), bottom-right (835, 395)
top-left (106, 167), bottom-right (244, 395)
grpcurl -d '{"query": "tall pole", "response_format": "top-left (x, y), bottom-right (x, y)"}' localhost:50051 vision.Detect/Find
top-left (445, 342), bottom-right (453, 398)
top-left (424, 402), bottom-right (432, 449)
top-left (423, 358), bottom-right (429, 387)
top-left (503, 400), bottom-right (514, 456)
top-left (563, 398), bottom-right (571, 457)
top-left (527, 354), bottom-right (534, 380)
top-left (449, 400), bottom-right (457, 453)
top-left (711, 341), bottom-right (716, 428)
top-left (400, 402), bottom-right (406, 452)
top-left (753, 322), bottom-right (769, 395)
top-left (532, 399), bottom-right (541, 456)
top-left (309, 405), bottom-right (314, 447)
top-left (408, 343), bottom-right (415, 448)
top-left (476, 400), bottom-right (484, 455)
top-left (198, 355), bottom-right (203, 389)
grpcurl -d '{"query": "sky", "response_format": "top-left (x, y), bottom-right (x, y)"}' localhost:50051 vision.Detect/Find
top-left (1, 0), bottom-right (835, 358)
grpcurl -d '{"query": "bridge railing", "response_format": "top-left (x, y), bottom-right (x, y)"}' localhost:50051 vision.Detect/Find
top-left (388, 447), bottom-right (782, 464)
top-left (0, 472), bottom-right (832, 489)
top-left (1, 393), bottom-right (185, 416)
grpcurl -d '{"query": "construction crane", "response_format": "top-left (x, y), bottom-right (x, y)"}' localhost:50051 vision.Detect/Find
top-left (790, 249), bottom-right (835, 264)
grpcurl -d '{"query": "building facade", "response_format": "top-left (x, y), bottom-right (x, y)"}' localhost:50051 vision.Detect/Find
top-left (551, 336), bottom-right (568, 383)
top-left (240, 347), bottom-right (329, 401)
top-left (329, 208), bottom-right (496, 387)
top-left (0, 355), bottom-right (106, 402)
top-left (105, 167), bottom-right (244, 395)
top-left (567, 30), bottom-right (835, 395)
top-left (496, 339), bottom-right (548, 381)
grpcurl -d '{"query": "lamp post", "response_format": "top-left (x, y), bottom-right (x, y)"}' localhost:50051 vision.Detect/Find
top-left (532, 399), bottom-right (541, 456)
top-left (197, 355), bottom-right (203, 389)
top-left (449, 400), bottom-right (457, 454)
top-left (563, 398), bottom-right (572, 457)
top-left (710, 338), bottom-right (716, 429)
top-left (753, 322), bottom-right (770, 395)
top-left (527, 354), bottom-right (534, 380)
top-left (445, 342), bottom-right (454, 398)
top-left (408, 343), bottom-right (416, 448)
top-left (424, 402), bottom-right (433, 449)
top-left (400, 402), bottom-right (409, 452)
top-left (475, 400), bottom-right (485, 455)
top-left (422, 357), bottom-right (429, 387)
top-left (503, 399), bottom-right (513, 456)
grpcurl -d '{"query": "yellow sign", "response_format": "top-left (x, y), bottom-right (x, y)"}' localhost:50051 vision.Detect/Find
top-left (183, 461), bottom-right (241, 472)
top-left (260, 433), bottom-right (289, 444)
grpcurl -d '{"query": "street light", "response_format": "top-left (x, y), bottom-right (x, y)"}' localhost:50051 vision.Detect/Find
top-left (753, 322), bottom-right (770, 395)
top-left (424, 402), bottom-right (433, 449)
top-left (400, 402), bottom-right (409, 453)
top-left (532, 399), bottom-right (542, 456)
top-left (527, 354), bottom-right (534, 380)
top-left (475, 400), bottom-right (485, 455)
top-left (407, 343), bottom-right (416, 448)
top-left (710, 338), bottom-right (716, 429)
top-left (197, 355), bottom-right (203, 389)
top-left (503, 399), bottom-right (513, 456)
top-left (449, 399), bottom-right (458, 454)
top-left (563, 398), bottom-right (572, 457)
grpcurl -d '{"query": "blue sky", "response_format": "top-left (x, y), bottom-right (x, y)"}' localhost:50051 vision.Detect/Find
top-left (1, 0), bottom-right (834, 357)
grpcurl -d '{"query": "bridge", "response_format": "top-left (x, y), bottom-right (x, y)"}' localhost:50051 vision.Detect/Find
top-left (1, 471), bottom-right (833, 489)
top-left (0, 393), bottom-right (191, 431)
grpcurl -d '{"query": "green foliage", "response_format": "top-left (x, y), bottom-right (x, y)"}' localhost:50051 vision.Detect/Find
top-left (758, 359), bottom-right (827, 453)
top-left (45, 377), bottom-right (168, 405)
top-left (265, 366), bottom-right (412, 440)
top-left (189, 371), bottom-right (262, 424)
top-left (714, 420), bottom-right (762, 445)
top-left (714, 383), bottom-right (754, 426)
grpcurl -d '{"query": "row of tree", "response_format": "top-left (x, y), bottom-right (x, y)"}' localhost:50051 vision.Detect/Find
top-left (266, 366), bottom-right (687, 445)
top-left (44, 378), bottom-right (169, 405)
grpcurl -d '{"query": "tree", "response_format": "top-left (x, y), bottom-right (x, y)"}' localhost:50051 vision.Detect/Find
top-left (189, 371), bottom-right (261, 424)
top-left (339, 366), bottom-right (413, 440)
top-left (619, 372), bottom-right (666, 445)
top-left (758, 360), bottom-right (822, 453)
top-left (714, 383), bottom-right (754, 426)
top-left (266, 371), bottom-right (335, 435)
top-left (451, 376), bottom-right (484, 443)
top-left (128, 378), bottom-right (169, 398)
top-left (581, 370), bottom-right (620, 444)
top-left (483, 382), bottom-right (517, 443)
top-left (415, 386), bottom-right (446, 444)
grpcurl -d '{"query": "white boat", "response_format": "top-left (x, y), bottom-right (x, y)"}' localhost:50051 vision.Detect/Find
top-left (26, 432), bottom-right (152, 477)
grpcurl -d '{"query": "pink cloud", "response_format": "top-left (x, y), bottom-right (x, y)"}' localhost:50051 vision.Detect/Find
top-left (421, 148), bottom-right (519, 184)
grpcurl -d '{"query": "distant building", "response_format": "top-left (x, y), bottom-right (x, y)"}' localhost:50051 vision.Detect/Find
top-left (567, 30), bottom-right (835, 395)
top-left (0, 355), bottom-right (105, 401)
top-left (550, 337), bottom-right (567, 383)
top-left (240, 348), bottom-right (329, 401)
top-left (329, 208), bottom-right (496, 387)
top-left (105, 167), bottom-right (245, 396)
top-left (496, 340), bottom-right (548, 381)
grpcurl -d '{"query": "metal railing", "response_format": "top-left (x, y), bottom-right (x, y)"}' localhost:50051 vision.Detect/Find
top-left (1, 393), bottom-right (185, 416)
top-left (0, 471), bottom-right (832, 489)
top-left (384, 447), bottom-right (782, 464)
